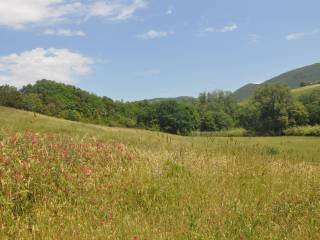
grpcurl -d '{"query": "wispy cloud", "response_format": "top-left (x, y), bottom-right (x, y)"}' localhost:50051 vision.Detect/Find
top-left (44, 29), bottom-right (86, 37)
top-left (165, 6), bottom-right (173, 15)
top-left (204, 24), bottom-right (238, 33)
top-left (89, 0), bottom-right (147, 21)
top-left (286, 29), bottom-right (319, 41)
top-left (137, 30), bottom-right (174, 40)
top-left (249, 33), bottom-right (259, 43)
top-left (0, 0), bottom-right (148, 29)
top-left (137, 68), bottom-right (161, 76)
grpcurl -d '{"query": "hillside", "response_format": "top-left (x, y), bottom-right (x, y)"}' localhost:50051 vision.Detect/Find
top-left (0, 107), bottom-right (320, 239)
top-left (292, 83), bottom-right (320, 98)
top-left (233, 63), bottom-right (320, 101)
top-left (1, 106), bottom-right (320, 239)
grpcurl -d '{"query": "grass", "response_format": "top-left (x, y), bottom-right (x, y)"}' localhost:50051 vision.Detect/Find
top-left (292, 83), bottom-right (320, 98)
top-left (1, 106), bottom-right (320, 239)
top-left (193, 128), bottom-right (248, 137)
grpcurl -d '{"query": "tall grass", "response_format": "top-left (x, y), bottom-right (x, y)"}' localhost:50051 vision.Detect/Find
top-left (1, 107), bottom-right (320, 239)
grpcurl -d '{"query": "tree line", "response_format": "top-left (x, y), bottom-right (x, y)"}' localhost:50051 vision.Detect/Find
top-left (0, 80), bottom-right (319, 135)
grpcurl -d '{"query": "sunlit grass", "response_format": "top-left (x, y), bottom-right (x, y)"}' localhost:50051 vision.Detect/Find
top-left (1, 106), bottom-right (320, 239)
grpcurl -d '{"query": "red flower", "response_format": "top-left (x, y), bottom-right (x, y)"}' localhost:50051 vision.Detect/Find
top-left (82, 167), bottom-right (93, 176)
top-left (240, 234), bottom-right (246, 240)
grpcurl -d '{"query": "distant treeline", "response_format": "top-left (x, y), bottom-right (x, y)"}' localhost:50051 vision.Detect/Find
top-left (0, 80), bottom-right (319, 136)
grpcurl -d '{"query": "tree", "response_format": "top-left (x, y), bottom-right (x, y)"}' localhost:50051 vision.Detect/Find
top-left (156, 101), bottom-right (200, 135)
top-left (240, 84), bottom-right (296, 135)
top-left (288, 101), bottom-right (309, 126)
top-left (22, 93), bottom-right (44, 113)
top-left (136, 101), bottom-right (159, 130)
top-left (300, 88), bottom-right (320, 125)
top-left (198, 90), bottom-right (237, 117)
top-left (0, 85), bottom-right (23, 108)
top-left (200, 111), bottom-right (233, 132)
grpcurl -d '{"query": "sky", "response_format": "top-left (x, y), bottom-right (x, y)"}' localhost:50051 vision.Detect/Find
top-left (0, 0), bottom-right (320, 101)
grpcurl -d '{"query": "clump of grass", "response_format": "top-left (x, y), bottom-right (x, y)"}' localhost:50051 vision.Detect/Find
top-left (193, 128), bottom-right (248, 137)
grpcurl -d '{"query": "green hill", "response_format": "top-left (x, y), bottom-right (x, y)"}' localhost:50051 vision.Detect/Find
top-left (233, 63), bottom-right (320, 101)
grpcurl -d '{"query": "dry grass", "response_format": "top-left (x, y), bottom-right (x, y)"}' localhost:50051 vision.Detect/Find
top-left (0, 106), bottom-right (320, 239)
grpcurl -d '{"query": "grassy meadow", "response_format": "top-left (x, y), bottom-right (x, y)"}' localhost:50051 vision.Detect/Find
top-left (1, 106), bottom-right (320, 239)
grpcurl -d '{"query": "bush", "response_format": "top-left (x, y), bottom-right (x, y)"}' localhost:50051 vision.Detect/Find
top-left (284, 125), bottom-right (320, 136)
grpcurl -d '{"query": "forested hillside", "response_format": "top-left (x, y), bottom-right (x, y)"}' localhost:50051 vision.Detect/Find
top-left (1, 79), bottom-right (320, 136)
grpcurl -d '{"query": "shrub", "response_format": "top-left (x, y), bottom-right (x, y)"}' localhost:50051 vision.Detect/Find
top-left (284, 125), bottom-right (320, 136)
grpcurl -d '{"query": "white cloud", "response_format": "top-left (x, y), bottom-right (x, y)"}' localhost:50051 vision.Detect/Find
top-left (286, 29), bottom-right (319, 41)
top-left (137, 30), bottom-right (174, 40)
top-left (0, 0), bottom-right (83, 29)
top-left (204, 24), bottom-right (238, 33)
top-left (0, 48), bottom-right (93, 87)
top-left (0, 0), bottom-right (147, 29)
top-left (44, 28), bottom-right (86, 37)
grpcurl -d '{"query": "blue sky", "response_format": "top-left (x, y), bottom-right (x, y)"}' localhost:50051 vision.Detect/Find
top-left (0, 0), bottom-right (320, 101)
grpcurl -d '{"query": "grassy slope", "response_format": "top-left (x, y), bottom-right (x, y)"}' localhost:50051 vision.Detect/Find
top-left (1, 106), bottom-right (320, 239)
top-left (291, 83), bottom-right (320, 98)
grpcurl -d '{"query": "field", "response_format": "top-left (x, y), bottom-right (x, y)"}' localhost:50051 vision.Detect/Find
top-left (1, 106), bottom-right (320, 239)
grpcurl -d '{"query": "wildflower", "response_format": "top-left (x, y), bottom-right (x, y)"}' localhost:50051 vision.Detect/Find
top-left (100, 220), bottom-right (107, 225)
top-left (32, 133), bottom-right (37, 145)
top-left (240, 234), bottom-right (246, 240)
top-left (82, 166), bottom-right (93, 176)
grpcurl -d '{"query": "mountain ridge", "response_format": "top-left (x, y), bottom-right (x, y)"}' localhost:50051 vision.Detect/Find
top-left (233, 63), bottom-right (320, 101)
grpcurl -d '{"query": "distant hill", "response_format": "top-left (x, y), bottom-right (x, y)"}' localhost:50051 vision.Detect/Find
top-left (231, 83), bottom-right (258, 102)
top-left (233, 63), bottom-right (320, 101)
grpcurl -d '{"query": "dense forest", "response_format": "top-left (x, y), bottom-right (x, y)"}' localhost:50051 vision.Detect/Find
top-left (0, 79), bottom-right (319, 136)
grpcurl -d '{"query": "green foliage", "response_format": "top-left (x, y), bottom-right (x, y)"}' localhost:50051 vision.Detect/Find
top-left (156, 101), bottom-right (200, 135)
top-left (0, 79), bottom-right (319, 136)
top-left (22, 93), bottom-right (44, 113)
top-left (136, 101), bottom-right (159, 130)
top-left (288, 101), bottom-right (309, 126)
top-left (239, 84), bottom-right (299, 135)
top-left (199, 90), bottom-right (237, 116)
top-left (284, 125), bottom-right (320, 136)
top-left (0, 85), bottom-right (22, 108)
top-left (200, 111), bottom-right (233, 131)
top-left (299, 88), bottom-right (320, 125)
